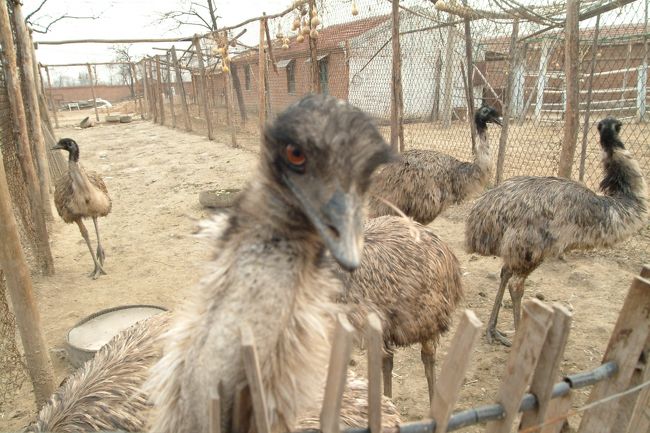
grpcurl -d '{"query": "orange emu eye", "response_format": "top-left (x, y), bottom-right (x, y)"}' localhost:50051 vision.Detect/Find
top-left (286, 144), bottom-right (306, 167)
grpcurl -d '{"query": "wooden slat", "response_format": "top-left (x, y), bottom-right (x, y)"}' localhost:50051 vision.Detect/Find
top-left (320, 314), bottom-right (356, 433)
top-left (520, 304), bottom-right (573, 429)
top-left (367, 313), bottom-right (383, 433)
top-left (539, 392), bottom-right (572, 433)
top-left (209, 393), bottom-right (222, 433)
top-left (232, 384), bottom-right (252, 433)
top-left (486, 299), bottom-right (554, 433)
top-left (166, 52), bottom-right (177, 128)
top-left (44, 66), bottom-right (59, 128)
top-left (431, 310), bottom-right (482, 432)
top-left (622, 265), bottom-right (650, 433)
top-left (155, 55), bottom-right (166, 126)
top-left (578, 275), bottom-right (650, 433)
top-left (241, 325), bottom-right (271, 433)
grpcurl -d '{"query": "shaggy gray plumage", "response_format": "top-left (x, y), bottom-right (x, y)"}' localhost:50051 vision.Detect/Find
top-left (340, 215), bottom-right (463, 403)
top-left (28, 95), bottom-right (403, 433)
top-left (465, 117), bottom-right (648, 346)
top-left (367, 106), bottom-right (501, 224)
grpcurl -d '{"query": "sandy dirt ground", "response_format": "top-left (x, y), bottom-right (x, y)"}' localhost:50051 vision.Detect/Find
top-left (2, 107), bottom-right (649, 432)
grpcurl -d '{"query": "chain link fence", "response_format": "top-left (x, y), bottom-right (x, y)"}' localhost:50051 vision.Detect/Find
top-left (131, 0), bottom-right (649, 191)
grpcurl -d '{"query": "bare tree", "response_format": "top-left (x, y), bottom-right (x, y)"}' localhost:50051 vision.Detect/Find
top-left (157, 0), bottom-right (219, 31)
top-left (24, 0), bottom-right (100, 34)
top-left (110, 44), bottom-right (135, 97)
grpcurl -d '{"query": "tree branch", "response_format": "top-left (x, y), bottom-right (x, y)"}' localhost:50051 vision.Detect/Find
top-left (30, 15), bottom-right (99, 34)
top-left (24, 0), bottom-right (49, 23)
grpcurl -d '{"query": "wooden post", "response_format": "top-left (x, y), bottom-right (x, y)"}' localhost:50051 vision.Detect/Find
top-left (431, 310), bottom-right (482, 432)
top-left (0, 134), bottom-right (55, 407)
top-left (320, 314), bottom-right (355, 433)
top-left (141, 61), bottom-right (151, 120)
top-left (367, 313), bottom-right (383, 433)
top-left (431, 52), bottom-right (442, 122)
top-left (193, 36), bottom-right (214, 140)
top-left (258, 18), bottom-right (267, 133)
top-left (12, 1), bottom-right (52, 219)
top-left (230, 64), bottom-right (247, 125)
top-left (155, 56), bottom-right (165, 126)
top-left (520, 304), bottom-right (573, 429)
top-left (147, 60), bottom-right (158, 123)
top-left (462, 0), bottom-right (476, 151)
top-left (534, 40), bottom-right (552, 122)
top-left (390, 0), bottom-right (404, 152)
top-left (308, 0), bottom-right (320, 93)
top-left (240, 325), bottom-right (271, 433)
top-left (558, 0), bottom-right (580, 179)
top-left (86, 64), bottom-right (100, 121)
top-left (495, 18), bottom-right (519, 184)
top-left (485, 299), bottom-right (554, 433)
top-left (579, 15), bottom-right (601, 182)
top-left (171, 46), bottom-right (192, 131)
top-left (0, 0), bottom-right (54, 276)
top-left (578, 275), bottom-right (650, 433)
top-left (166, 52), bottom-right (177, 128)
top-left (130, 63), bottom-right (145, 119)
top-left (44, 66), bottom-right (59, 128)
top-left (441, 15), bottom-right (456, 128)
top-left (223, 32), bottom-right (238, 148)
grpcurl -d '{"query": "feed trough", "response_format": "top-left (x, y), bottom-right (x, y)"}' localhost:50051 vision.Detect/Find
top-left (65, 304), bottom-right (167, 368)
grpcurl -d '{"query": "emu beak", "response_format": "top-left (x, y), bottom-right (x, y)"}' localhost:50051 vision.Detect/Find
top-left (51, 144), bottom-right (65, 150)
top-left (492, 117), bottom-right (503, 126)
top-left (283, 175), bottom-right (364, 271)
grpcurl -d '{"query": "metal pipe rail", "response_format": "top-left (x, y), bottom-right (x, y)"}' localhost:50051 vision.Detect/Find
top-left (301, 361), bottom-right (618, 433)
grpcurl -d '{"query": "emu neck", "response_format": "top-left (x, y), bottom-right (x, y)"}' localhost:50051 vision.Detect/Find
top-left (473, 125), bottom-right (492, 174)
top-left (600, 148), bottom-right (648, 206)
top-left (68, 160), bottom-right (94, 196)
top-left (148, 172), bottom-right (340, 433)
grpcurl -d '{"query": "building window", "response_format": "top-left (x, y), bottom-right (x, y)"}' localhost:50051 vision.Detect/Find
top-left (287, 61), bottom-right (296, 94)
top-left (244, 65), bottom-right (251, 91)
top-left (318, 58), bottom-right (329, 95)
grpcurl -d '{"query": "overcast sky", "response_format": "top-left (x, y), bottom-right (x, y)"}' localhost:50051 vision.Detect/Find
top-left (25, 0), bottom-right (290, 65)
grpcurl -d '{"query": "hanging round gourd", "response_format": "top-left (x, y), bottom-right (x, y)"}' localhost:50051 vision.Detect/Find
top-left (352, 0), bottom-right (359, 16)
top-left (311, 15), bottom-right (320, 27)
top-left (297, 34), bottom-right (305, 43)
top-left (310, 29), bottom-right (319, 39)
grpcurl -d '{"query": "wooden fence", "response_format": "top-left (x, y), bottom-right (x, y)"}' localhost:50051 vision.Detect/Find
top-left (215, 265), bottom-right (650, 433)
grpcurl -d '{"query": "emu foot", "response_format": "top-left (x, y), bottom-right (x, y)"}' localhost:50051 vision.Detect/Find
top-left (89, 263), bottom-right (107, 279)
top-left (486, 327), bottom-right (512, 347)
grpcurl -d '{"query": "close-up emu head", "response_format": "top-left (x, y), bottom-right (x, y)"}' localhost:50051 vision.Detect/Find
top-left (52, 138), bottom-right (81, 161)
top-left (597, 116), bottom-right (625, 156)
top-left (474, 105), bottom-right (502, 129)
top-left (261, 94), bottom-right (395, 271)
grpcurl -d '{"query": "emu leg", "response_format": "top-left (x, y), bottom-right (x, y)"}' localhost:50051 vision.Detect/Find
top-left (487, 266), bottom-right (513, 346)
top-left (421, 340), bottom-right (437, 404)
top-left (508, 275), bottom-right (527, 330)
top-left (76, 220), bottom-right (105, 279)
top-left (92, 217), bottom-right (105, 266)
top-left (382, 345), bottom-right (394, 398)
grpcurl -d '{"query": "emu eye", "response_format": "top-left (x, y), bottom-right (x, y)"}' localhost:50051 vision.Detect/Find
top-left (285, 144), bottom-right (306, 170)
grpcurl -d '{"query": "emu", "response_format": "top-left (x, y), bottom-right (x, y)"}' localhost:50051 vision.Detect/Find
top-left (367, 105), bottom-right (501, 224)
top-left (52, 138), bottom-right (111, 279)
top-left (340, 216), bottom-right (463, 404)
top-left (465, 117), bottom-right (648, 346)
top-left (28, 95), bottom-right (401, 433)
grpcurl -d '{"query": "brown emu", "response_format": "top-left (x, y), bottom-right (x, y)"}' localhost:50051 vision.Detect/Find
top-left (367, 105), bottom-right (502, 224)
top-left (340, 216), bottom-right (463, 404)
top-left (28, 95), bottom-right (401, 433)
top-left (465, 117), bottom-right (648, 346)
top-left (53, 138), bottom-right (111, 279)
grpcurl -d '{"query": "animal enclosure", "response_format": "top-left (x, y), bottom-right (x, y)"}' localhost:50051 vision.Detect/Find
top-left (1, 0), bottom-right (650, 431)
